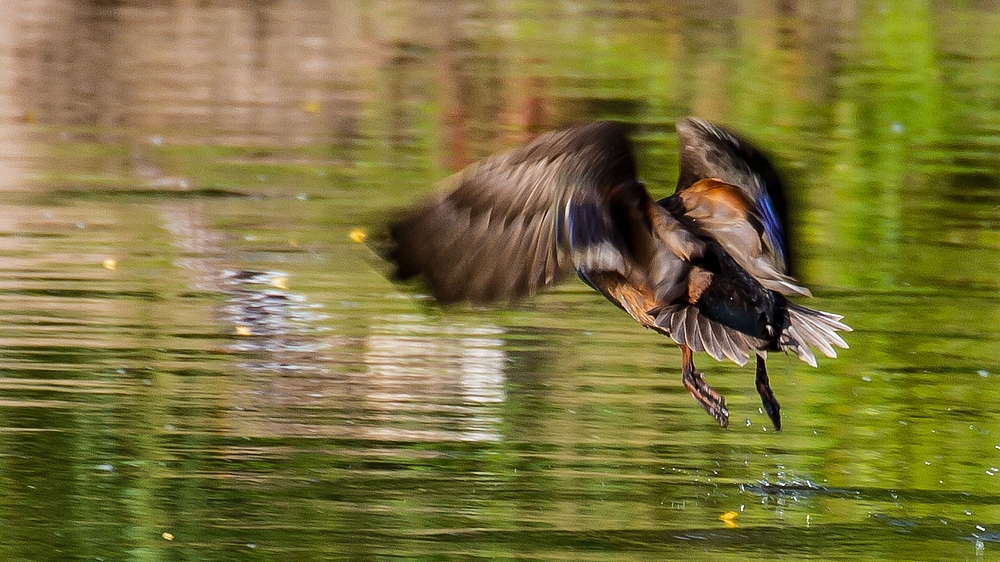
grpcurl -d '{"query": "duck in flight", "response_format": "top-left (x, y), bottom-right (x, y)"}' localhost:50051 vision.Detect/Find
top-left (384, 118), bottom-right (850, 430)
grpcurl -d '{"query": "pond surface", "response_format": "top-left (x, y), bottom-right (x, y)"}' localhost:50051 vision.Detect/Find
top-left (2, 1), bottom-right (1000, 561)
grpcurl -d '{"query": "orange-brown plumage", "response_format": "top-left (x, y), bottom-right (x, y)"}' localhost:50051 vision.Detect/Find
top-left (681, 178), bottom-right (755, 220)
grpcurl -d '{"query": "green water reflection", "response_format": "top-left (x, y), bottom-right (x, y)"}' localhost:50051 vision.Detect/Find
top-left (1, 1), bottom-right (1000, 561)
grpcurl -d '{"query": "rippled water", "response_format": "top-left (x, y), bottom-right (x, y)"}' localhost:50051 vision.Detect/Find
top-left (3, 2), bottom-right (1000, 561)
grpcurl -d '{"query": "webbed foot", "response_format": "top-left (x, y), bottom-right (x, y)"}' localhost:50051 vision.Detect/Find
top-left (681, 345), bottom-right (729, 427)
top-left (755, 354), bottom-right (781, 431)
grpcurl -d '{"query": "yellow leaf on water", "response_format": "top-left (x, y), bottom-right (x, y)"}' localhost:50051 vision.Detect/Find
top-left (719, 511), bottom-right (739, 528)
top-left (271, 276), bottom-right (289, 290)
top-left (236, 326), bottom-right (252, 336)
top-left (102, 258), bottom-right (117, 270)
top-left (162, 532), bottom-right (174, 541)
top-left (348, 228), bottom-right (367, 244)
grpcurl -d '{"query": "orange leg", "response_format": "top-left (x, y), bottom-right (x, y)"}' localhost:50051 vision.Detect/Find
top-left (755, 355), bottom-right (781, 431)
top-left (681, 345), bottom-right (729, 428)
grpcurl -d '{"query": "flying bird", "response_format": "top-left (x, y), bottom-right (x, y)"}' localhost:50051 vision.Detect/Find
top-left (383, 118), bottom-right (850, 430)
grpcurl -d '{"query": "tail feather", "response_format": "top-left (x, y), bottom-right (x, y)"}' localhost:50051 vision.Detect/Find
top-left (782, 302), bottom-right (851, 367)
top-left (652, 304), bottom-right (756, 366)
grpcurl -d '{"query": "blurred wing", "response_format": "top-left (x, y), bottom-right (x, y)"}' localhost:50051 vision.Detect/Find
top-left (674, 117), bottom-right (791, 275)
top-left (387, 122), bottom-right (653, 304)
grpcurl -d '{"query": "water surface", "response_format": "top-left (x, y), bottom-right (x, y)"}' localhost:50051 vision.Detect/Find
top-left (2, 2), bottom-right (1000, 561)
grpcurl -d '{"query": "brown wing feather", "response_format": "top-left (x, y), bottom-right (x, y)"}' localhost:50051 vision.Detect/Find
top-left (672, 178), bottom-right (810, 297)
top-left (674, 117), bottom-right (792, 276)
top-left (387, 122), bottom-right (649, 304)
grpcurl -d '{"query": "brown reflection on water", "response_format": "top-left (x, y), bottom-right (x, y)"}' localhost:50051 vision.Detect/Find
top-left (9, 0), bottom-right (372, 145)
top-left (2, 1), bottom-right (875, 180)
top-left (0, 3), bottom-right (29, 191)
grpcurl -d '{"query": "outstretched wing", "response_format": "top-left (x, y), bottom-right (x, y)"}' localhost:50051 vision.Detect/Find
top-left (386, 122), bottom-right (656, 304)
top-left (667, 118), bottom-right (808, 296)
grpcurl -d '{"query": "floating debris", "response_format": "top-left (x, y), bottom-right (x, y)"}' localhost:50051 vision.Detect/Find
top-left (720, 511), bottom-right (739, 528)
top-left (349, 228), bottom-right (367, 244)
